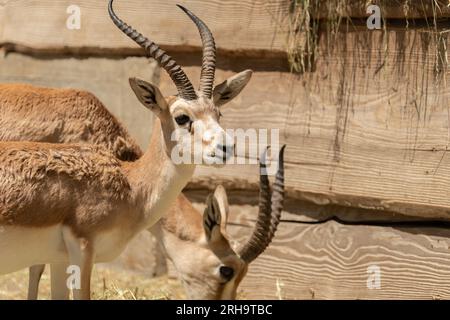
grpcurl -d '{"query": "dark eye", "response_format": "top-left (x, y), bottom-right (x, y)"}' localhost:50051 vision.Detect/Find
top-left (219, 266), bottom-right (234, 281)
top-left (175, 114), bottom-right (191, 126)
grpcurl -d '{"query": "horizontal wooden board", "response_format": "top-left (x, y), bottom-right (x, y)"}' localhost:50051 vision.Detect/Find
top-left (2, 1), bottom-right (447, 58)
top-left (177, 199), bottom-right (450, 299)
top-left (237, 220), bottom-right (450, 299)
top-left (0, 0), bottom-right (289, 53)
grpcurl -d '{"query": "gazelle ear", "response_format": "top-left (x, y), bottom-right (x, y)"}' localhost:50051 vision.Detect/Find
top-left (213, 70), bottom-right (252, 107)
top-left (203, 186), bottom-right (228, 244)
top-left (213, 185), bottom-right (229, 234)
top-left (203, 193), bottom-right (225, 242)
top-left (203, 190), bottom-right (234, 256)
top-left (129, 77), bottom-right (168, 115)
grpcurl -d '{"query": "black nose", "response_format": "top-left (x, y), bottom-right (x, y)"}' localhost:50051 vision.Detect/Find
top-left (218, 144), bottom-right (233, 155)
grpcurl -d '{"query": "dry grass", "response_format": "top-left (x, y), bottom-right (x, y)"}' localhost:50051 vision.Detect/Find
top-left (287, 0), bottom-right (449, 76)
top-left (0, 266), bottom-right (185, 300)
top-left (287, 0), bottom-right (350, 73)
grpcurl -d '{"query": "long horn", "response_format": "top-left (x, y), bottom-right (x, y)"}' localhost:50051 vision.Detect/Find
top-left (108, 0), bottom-right (197, 100)
top-left (177, 5), bottom-right (216, 99)
top-left (239, 145), bottom-right (286, 263)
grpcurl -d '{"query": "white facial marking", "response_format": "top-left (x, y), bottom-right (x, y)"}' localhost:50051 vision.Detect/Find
top-left (169, 99), bottom-right (234, 165)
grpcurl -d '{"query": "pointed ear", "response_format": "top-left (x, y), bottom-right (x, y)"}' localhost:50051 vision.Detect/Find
top-left (203, 190), bottom-right (234, 256)
top-left (203, 186), bottom-right (235, 257)
top-left (129, 77), bottom-right (168, 115)
top-left (213, 69), bottom-right (252, 107)
top-left (213, 185), bottom-right (229, 234)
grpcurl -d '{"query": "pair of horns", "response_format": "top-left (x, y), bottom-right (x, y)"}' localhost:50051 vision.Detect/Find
top-left (206, 146), bottom-right (286, 263)
top-left (108, 0), bottom-right (216, 101)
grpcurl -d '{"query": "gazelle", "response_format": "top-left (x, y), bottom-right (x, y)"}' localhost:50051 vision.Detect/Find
top-left (28, 149), bottom-right (285, 300)
top-left (0, 1), bottom-right (252, 299)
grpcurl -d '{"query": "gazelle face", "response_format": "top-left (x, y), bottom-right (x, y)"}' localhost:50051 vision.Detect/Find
top-left (168, 96), bottom-right (233, 166)
top-left (129, 70), bottom-right (252, 166)
top-left (109, 0), bottom-right (253, 166)
top-left (171, 239), bottom-right (248, 300)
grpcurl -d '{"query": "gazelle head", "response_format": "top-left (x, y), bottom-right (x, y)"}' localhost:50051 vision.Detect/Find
top-left (108, 1), bottom-right (252, 165)
top-left (162, 146), bottom-right (285, 299)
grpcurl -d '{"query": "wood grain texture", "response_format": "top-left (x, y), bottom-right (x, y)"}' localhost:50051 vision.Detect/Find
top-left (179, 199), bottom-right (450, 300)
top-left (0, 0), bottom-right (447, 58)
top-left (0, 0), bottom-right (289, 52)
top-left (236, 221), bottom-right (450, 300)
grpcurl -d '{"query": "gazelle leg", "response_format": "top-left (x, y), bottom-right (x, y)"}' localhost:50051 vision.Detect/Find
top-left (28, 264), bottom-right (45, 300)
top-left (50, 263), bottom-right (70, 300)
top-left (62, 227), bottom-right (94, 300)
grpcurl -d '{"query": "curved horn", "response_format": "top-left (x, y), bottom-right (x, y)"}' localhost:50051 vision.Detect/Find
top-left (108, 0), bottom-right (197, 100)
top-left (177, 5), bottom-right (216, 99)
top-left (239, 145), bottom-right (286, 263)
top-left (267, 145), bottom-right (285, 241)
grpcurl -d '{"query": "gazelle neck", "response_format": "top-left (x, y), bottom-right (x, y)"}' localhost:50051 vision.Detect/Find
top-left (126, 119), bottom-right (195, 230)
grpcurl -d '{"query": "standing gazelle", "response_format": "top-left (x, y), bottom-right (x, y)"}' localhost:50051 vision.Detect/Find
top-left (0, 1), bottom-right (253, 299)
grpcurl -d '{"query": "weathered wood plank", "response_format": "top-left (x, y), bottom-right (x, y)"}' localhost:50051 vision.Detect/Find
top-left (181, 199), bottom-right (450, 300)
top-left (0, 0), bottom-right (289, 53)
top-left (1, 0), bottom-right (447, 58)
top-left (236, 220), bottom-right (450, 299)
top-left (184, 190), bottom-right (450, 223)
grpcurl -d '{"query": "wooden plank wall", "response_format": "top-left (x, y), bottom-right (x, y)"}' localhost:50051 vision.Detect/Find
top-left (186, 190), bottom-right (450, 299)
top-left (1, 0), bottom-right (450, 299)
top-left (0, 0), bottom-right (289, 53)
top-left (185, 28), bottom-right (450, 220)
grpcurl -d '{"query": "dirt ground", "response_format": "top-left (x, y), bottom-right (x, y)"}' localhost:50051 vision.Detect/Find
top-left (0, 266), bottom-right (186, 300)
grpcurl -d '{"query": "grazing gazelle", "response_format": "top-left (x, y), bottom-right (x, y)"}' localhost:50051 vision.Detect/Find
top-left (155, 147), bottom-right (285, 299)
top-left (28, 148), bottom-right (285, 300)
top-left (0, 1), bottom-right (252, 299)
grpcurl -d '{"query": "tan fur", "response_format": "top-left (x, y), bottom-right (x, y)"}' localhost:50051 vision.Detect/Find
top-left (0, 141), bottom-right (131, 230)
top-left (0, 83), bottom-right (142, 161)
top-left (162, 196), bottom-right (203, 242)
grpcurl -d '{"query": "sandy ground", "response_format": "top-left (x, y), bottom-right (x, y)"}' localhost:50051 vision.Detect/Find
top-left (0, 266), bottom-right (186, 300)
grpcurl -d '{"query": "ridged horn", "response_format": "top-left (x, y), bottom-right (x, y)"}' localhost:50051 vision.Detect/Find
top-left (177, 5), bottom-right (216, 99)
top-left (238, 145), bottom-right (286, 263)
top-left (108, 0), bottom-right (197, 100)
